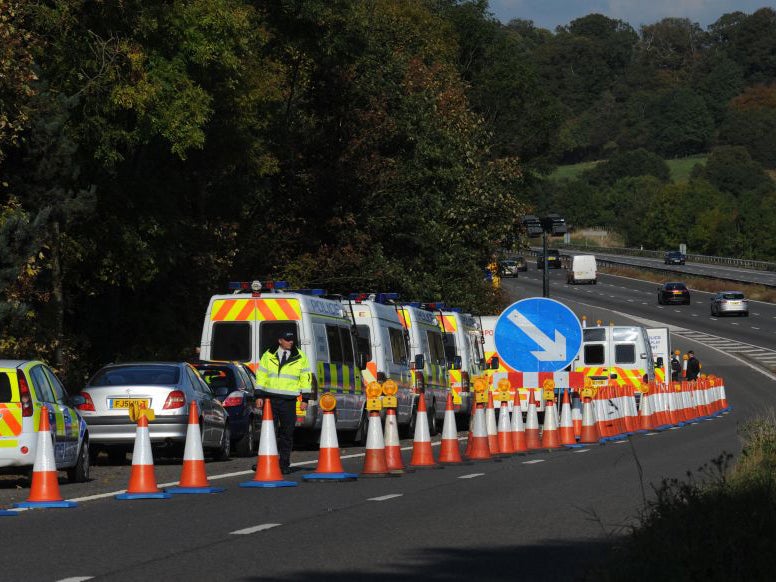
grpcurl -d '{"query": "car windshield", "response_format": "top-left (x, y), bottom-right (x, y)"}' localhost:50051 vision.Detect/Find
top-left (502, 260), bottom-right (516, 266)
top-left (195, 366), bottom-right (238, 390)
top-left (665, 283), bottom-right (686, 290)
top-left (722, 292), bottom-right (745, 300)
top-left (89, 365), bottom-right (181, 386)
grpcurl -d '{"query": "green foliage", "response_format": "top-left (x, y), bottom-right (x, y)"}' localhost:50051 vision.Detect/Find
top-left (581, 148), bottom-right (670, 187)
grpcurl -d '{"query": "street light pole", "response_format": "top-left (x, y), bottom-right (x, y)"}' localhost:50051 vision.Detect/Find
top-left (542, 230), bottom-right (549, 298)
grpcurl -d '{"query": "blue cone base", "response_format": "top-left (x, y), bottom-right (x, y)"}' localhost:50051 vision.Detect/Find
top-left (115, 492), bottom-right (171, 500)
top-left (240, 479), bottom-right (298, 488)
top-left (303, 472), bottom-right (358, 482)
top-left (166, 486), bottom-right (225, 494)
top-left (0, 509), bottom-right (18, 516)
top-left (14, 500), bottom-right (78, 508)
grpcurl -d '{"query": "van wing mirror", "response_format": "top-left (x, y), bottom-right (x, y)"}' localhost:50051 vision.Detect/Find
top-left (452, 355), bottom-right (462, 370)
top-left (655, 357), bottom-right (664, 368)
top-left (490, 357), bottom-right (500, 370)
top-left (414, 354), bottom-right (425, 370)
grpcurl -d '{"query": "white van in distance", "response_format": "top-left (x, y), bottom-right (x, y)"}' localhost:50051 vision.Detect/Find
top-left (567, 254), bottom-right (597, 285)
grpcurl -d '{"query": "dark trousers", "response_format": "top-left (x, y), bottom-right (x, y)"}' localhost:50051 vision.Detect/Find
top-left (269, 397), bottom-right (296, 469)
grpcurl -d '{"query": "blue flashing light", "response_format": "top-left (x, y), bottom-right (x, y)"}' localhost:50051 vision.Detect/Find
top-left (274, 281), bottom-right (289, 289)
top-left (448, 307), bottom-right (462, 313)
top-left (408, 302), bottom-right (421, 308)
top-left (228, 281), bottom-right (249, 291)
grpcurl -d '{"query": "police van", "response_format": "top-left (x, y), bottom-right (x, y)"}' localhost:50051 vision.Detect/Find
top-left (199, 281), bottom-right (365, 436)
top-left (572, 324), bottom-right (659, 392)
top-left (343, 294), bottom-right (415, 435)
top-left (397, 303), bottom-right (450, 435)
top-left (438, 309), bottom-right (486, 420)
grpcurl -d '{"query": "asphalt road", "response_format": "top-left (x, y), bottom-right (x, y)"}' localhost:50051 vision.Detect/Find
top-left (2, 268), bottom-right (774, 581)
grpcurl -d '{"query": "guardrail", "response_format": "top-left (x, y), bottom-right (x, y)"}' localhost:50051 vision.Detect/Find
top-left (556, 243), bottom-right (776, 272)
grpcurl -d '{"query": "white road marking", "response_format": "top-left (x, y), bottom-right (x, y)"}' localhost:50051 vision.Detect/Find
top-left (573, 449), bottom-right (590, 453)
top-left (231, 523), bottom-right (282, 535)
top-left (55, 578), bottom-right (94, 582)
top-left (368, 494), bottom-right (404, 501)
top-left (523, 459), bottom-right (545, 464)
top-left (458, 473), bottom-right (485, 479)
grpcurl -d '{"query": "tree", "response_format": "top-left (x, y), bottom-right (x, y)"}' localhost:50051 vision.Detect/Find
top-left (581, 148), bottom-right (670, 187)
top-left (648, 88), bottom-right (715, 157)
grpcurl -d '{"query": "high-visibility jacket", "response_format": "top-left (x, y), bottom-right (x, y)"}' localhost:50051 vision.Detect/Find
top-left (255, 347), bottom-right (312, 399)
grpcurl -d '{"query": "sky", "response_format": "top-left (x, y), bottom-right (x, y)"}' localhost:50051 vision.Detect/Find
top-left (487, 0), bottom-right (776, 30)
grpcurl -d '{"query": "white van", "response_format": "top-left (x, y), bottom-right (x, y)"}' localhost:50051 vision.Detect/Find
top-left (343, 294), bottom-right (415, 436)
top-left (397, 304), bottom-right (450, 435)
top-left (567, 254), bottom-right (597, 284)
top-left (438, 310), bottom-right (486, 420)
top-left (199, 282), bottom-right (365, 435)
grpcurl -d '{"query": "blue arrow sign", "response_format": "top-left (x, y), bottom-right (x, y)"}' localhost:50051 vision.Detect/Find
top-left (494, 298), bottom-right (583, 373)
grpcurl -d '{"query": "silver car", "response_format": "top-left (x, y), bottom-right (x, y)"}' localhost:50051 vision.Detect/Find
top-left (77, 362), bottom-right (230, 463)
top-left (710, 291), bottom-right (749, 317)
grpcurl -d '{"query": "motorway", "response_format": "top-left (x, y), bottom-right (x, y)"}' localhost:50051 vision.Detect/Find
top-left (3, 267), bottom-right (776, 581)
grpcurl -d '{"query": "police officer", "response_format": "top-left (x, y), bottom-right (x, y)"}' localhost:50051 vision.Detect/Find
top-left (685, 350), bottom-right (701, 381)
top-left (670, 351), bottom-right (681, 382)
top-left (255, 330), bottom-right (312, 474)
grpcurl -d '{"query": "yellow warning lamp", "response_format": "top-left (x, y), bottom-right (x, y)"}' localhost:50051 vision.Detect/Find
top-left (365, 381), bottom-right (383, 411)
top-left (497, 378), bottom-right (512, 403)
top-left (641, 384), bottom-right (650, 394)
top-left (319, 392), bottom-right (337, 412)
top-left (542, 378), bottom-right (555, 401)
top-left (473, 377), bottom-right (488, 404)
top-left (581, 385), bottom-right (597, 399)
top-left (382, 379), bottom-right (398, 408)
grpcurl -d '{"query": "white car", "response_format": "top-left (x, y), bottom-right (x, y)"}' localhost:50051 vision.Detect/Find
top-left (710, 291), bottom-right (748, 317)
top-left (0, 360), bottom-right (90, 482)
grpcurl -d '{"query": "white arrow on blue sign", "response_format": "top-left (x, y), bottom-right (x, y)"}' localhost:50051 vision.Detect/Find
top-left (494, 297), bottom-right (583, 373)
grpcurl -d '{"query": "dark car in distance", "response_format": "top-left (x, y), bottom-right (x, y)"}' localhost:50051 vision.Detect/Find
top-left (658, 282), bottom-right (691, 305)
top-left (537, 249), bottom-right (561, 269)
top-left (664, 251), bottom-right (686, 265)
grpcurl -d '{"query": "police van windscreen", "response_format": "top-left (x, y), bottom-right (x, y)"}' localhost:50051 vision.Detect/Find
top-left (388, 327), bottom-right (408, 365)
top-left (355, 325), bottom-right (371, 362)
top-left (427, 331), bottom-right (447, 365)
top-left (89, 365), bottom-right (181, 386)
top-left (0, 372), bottom-right (12, 402)
top-left (442, 332), bottom-right (457, 363)
top-left (212, 322), bottom-right (251, 362)
top-left (259, 322), bottom-right (298, 357)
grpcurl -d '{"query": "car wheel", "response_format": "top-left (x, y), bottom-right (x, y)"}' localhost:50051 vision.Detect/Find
top-left (427, 402), bottom-right (438, 437)
top-left (352, 411), bottom-right (369, 446)
top-left (214, 424), bottom-right (231, 461)
top-left (67, 439), bottom-right (90, 483)
top-left (235, 416), bottom-right (257, 457)
top-left (742, 311), bottom-right (749, 317)
top-left (657, 295), bottom-right (663, 305)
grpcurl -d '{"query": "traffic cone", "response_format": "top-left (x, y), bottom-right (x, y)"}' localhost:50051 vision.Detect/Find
top-left (361, 411), bottom-right (395, 477)
top-left (571, 391), bottom-right (583, 440)
top-left (384, 407), bottom-right (405, 472)
top-left (559, 389), bottom-right (576, 446)
top-left (167, 402), bottom-right (224, 494)
top-left (14, 406), bottom-right (78, 508)
top-left (409, 394), bottom-right (441, 469)
top-left (541, 397), bottom-right (562, 449)
top-left (511, 390), bottom-right (527, 453)
top-left (496, 398), bottom-right (514, 456)
top-left (623, 389), bottom-right (639, 433)
top-left (115, 413), bottom-right (171, 500)
top-left (439, 393), bottom-right (464, 464)
top-left (486, 392), bottom-right (499, 454)
top-left (638, 387), bottom-right (655, 432)
top-left (578, 396), bottom-right (600, 445)
top-left (525, 390), bottom-right (541, 450)
top-left (304, 401), bottom-right (358, 482)
top-left (241, 399), bottom-right (298, 488)
top-left (466, 403), bottom-right (491, 461)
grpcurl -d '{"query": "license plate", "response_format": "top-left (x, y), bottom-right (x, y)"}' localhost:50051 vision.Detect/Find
top-left (109, 398), bottom-right (150, 409)
top-left (592, 379), bottom-right (608, 386)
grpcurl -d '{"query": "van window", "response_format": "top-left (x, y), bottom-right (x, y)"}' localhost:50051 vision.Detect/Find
top-left (30, 365), bottom-right (56, 403)
top-left (43, 367), bottom-right (66, 401)
top-left (427, 331), bottom-right (446, 366)
top-left (612, 328), bottom-right (640, 342)
top-left (0, 373), bottom-right (11, 402)
top-left (313, 323), bottom-right (329, 361)
top-left (615, 344), bottom-right (636, 364)
top-left (442, 332), bottom-right (458, 363)
top-left (469, 333), bottom-right (484, 367)
top-left (326, 325), bottom-right (344, 363)
top-left (259, 322), bottom-right (298, 358)
top-left (583, 328), bottom-right (606, 341)
top-left (339, 327), bottom-right (356, 366)
top-left (212, 322), bottom-right (251, 361)
top-left (584, 344), bottom-right (605, 365)
top-left (355, 325), bottom-right (371, 362)
top-left (388, 327), bottom-right (408, 365)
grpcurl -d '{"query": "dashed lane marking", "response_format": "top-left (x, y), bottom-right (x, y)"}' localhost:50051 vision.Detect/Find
top-left (458, 473), bottom-right (485, 479)
top-left (55, 578), bottom-right (94, 582)
top-left (368, 494), bottom-right (404, 501)
top-left (231, 523), bottom-right (282, 535)
top-left (523, 459), bottom-right (545, 464)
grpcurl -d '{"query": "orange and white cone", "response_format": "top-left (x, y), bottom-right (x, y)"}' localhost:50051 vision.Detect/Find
top-left (361, 411), bottom-right (394, 477)
top-left (167, 402), bottom-right (224, 494)
top-left (486, 392), bottom-right (499, 454)
top-left (15, 406), bottom-right (77, 508)
top-left (304, 404), bottom-right (358, 482)
top-left (496, 398), bottom-right (514, 456)
top-left (511, 390), bottom-right (527, 453)
top-left (571, 391), bottom-right (583, 439)
top-left (466, 403), bottom-right (491, 461)
top-left (116, 413), bottom-right (170, 499)
top-left (578, 396), bottom-right (600, 445)
top-left (637, 389), bottom-right (655, 432)
top-left (384, 408), bottom-right (405, 472)
top-left (541, 397), bottom-right (562, 449)
top-left (559, 388), bottom-right (576, 446)
top-left (439, 393), bottom-right (464, 464)
top-left (525, 390), bottom-right (541, 450)
top-left (410, 394), bottom-right (441, 469)
top-left (241, 399), bottom-right (299, 488)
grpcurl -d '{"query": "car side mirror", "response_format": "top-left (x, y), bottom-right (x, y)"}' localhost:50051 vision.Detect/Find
top-left (413, 354), bottom-right (425, 370)
top-left (451, 355), bottom-right (462, 370)
top-left (655, 357), bottom-right (664, 368)
top-left (490, 357), bottom-right (500, 370)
